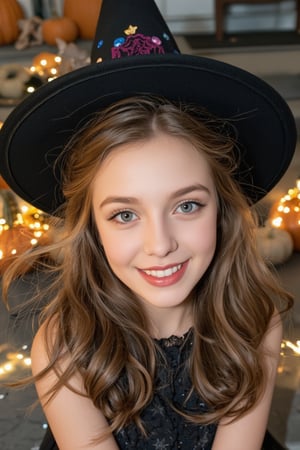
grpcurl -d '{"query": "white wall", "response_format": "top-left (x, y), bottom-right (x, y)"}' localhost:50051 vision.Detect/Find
top-left (17, 0), bottom-right (35, 17)
top-left (156, 0), bottom-right (297, 34)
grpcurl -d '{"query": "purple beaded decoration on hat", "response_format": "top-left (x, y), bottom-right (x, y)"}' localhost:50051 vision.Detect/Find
top-left (91, 0), bottom-right (180, 63)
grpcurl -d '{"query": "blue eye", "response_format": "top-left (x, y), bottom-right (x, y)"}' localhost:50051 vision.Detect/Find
top-left (113, 211), bottom-right (137, 223)
top-left (176, 201), bottom-right (201, 214)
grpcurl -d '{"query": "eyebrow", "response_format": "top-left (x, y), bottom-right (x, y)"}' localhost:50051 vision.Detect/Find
top-left (99, 183), bottom-right (211, 208)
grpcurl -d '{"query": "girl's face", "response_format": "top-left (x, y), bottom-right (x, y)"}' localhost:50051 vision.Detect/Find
top-left (92, 132), bottom-right (218, 316)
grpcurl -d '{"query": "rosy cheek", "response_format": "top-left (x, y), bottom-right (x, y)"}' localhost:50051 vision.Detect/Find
top-left (101, 234), bottom-right (133, 265)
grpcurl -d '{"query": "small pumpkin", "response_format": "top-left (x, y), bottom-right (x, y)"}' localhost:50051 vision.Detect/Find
top-left (64, 0), bottom-right (102, 39)
top-left (32, 52), bottom-right (60, 69)
top-left (255, 224), bottom-right (293, 265)
top-left (42, 16), bottom-right (79, 46)
top-left (0, 189), bottom-right (50, 273)
top-left (0, 0), bottom-right (24, 45)
top-left (31, 52), bottom-right (61, 79)
top-left (268, 178), bottom-right (300, 251)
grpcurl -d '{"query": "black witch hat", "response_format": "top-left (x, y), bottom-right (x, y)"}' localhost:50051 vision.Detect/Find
top-left (0, 0), bottom-right (296, 214)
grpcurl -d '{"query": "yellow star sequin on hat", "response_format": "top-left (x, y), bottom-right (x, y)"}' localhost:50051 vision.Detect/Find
top-left (124, 25), bottom-right (138, 35)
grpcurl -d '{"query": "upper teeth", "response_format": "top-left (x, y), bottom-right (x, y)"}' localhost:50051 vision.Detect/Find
top-left (143, 264), bottom-right (182, 278)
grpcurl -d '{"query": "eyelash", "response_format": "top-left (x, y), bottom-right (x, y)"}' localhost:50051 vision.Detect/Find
top-left (108, 209), bottom-right (138, 224)
top-left (108, 200), bottom-right (205, 224)
top-left (175, 200), bottom-right (204, 214)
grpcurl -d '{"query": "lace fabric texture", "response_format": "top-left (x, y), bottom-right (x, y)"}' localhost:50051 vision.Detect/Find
top-left (114, 330), bottom-right (217, 449)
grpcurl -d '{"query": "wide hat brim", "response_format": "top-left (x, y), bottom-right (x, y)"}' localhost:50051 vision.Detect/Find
top-left (0, 53), bottom-right (297, 214)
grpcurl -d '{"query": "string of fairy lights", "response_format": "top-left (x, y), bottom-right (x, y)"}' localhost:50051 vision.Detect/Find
top-left (0, 114), bottom-right (51, 268)
top-left (270, 178), bottom-right (300, 229)
top-left (29, 53), bottom-right (62, 84)
top-left (0, 51), bottom-right (79, 267)
top-left (0, 344), bottom-right (31, 379)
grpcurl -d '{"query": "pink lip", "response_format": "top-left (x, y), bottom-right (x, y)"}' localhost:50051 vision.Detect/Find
top-left (138, 260), bottom-right (189, 287)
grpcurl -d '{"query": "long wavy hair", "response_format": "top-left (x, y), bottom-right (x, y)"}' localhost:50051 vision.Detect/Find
top-left (2, 96), bottom-right (293, 435)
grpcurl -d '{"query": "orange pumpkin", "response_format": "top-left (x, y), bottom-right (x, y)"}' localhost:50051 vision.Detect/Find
top-left (64, 0), bottom-right (102, 39)
top-left (0, 0), bottom-right (24, 45)
top-left (268, 179), bottom-right (300, 251)
top-left (42, 16), bottom-right (79, 46)
top-left (32, 52), bottom-right (59, 68)
top-left (0, 176), bottom-right (9, 190)
top-left (32, 51), bottom-right (61, 78)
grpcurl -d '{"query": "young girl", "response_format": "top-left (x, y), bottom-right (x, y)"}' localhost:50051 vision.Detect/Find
top-left (0, 1), bottom-right (296, 450)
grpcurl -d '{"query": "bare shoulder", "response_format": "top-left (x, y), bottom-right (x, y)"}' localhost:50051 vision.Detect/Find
top-left (31, 318), bottom-right (56, 376)
top-left (261, 309), bottom-right (283, 360)
top-left (31, 320), bottom-right (119, 449)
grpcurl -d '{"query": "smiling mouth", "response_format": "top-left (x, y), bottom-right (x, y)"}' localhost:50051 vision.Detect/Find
top-left (138, 261), bottom-right (188, 287)
top-left (142, 264), bottom-right (182, 278)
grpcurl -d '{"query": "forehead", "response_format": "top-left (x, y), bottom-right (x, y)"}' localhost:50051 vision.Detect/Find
top-left (92, 133), bottom-right (215, 196)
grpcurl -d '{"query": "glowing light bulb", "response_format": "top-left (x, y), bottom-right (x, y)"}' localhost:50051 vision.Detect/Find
top-left (21, 205), bottom-right (29, 213)
top-left (282, 340), bottom-right (300, 355)
top-left (4, 363), bottom-right (13, 372)
top-left (272, 217), bottom-right (282, 227)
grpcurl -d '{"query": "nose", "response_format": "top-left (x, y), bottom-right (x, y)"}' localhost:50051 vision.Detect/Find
top-left (143, 217), bottom-right (178, 257)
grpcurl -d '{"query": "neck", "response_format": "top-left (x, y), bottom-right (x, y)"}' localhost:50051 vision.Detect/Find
top-left (145, 301), bottom-right (193, 340)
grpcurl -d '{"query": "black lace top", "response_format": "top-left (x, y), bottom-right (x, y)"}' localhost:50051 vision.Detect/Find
top-left (114, 330), bottom-right (217, 449)
top-left (40, 330), bottom-right (217, 450)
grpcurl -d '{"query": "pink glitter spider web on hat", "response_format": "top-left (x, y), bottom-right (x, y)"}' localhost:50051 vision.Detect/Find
top-left (111, 27), bottom-right (166, 59)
